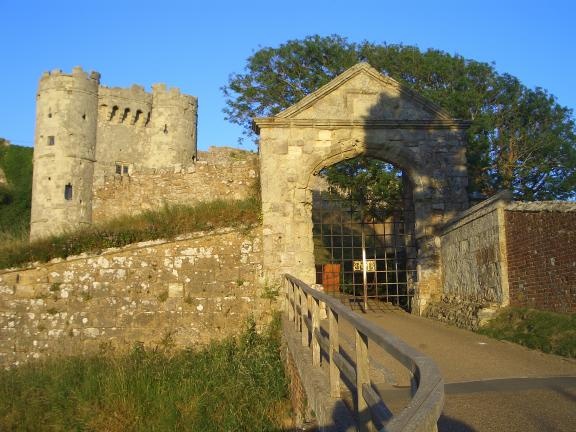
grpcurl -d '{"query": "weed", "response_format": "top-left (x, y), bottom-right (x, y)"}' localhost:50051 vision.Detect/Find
top-left (80, 291), bottom-right (92, 302)
top-left (157, 291), bottom-right (169, 302)
top-left (184, 295), bottom-right (193, 305)
top-left (49, 283), bottom-right (61, 292)
top-left (261, 282), bottom-right (280, 300)
top-left (46, 307), bottom-right (58, 315)
top-left (236, 278), bottom-right (246, 287)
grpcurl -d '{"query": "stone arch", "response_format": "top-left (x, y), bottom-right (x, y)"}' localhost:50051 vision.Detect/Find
top-left (254, 63), bottom-right (470, 313)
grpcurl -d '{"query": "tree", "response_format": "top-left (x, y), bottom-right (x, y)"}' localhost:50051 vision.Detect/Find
top-left (222, 35), bottom-right (576, 200)
top-left (320, 157), bottom-right (403, 217)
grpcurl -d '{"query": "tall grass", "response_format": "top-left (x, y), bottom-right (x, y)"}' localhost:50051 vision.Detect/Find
top-left (478, 307), bottom-right (576, 358)
top-left (0, 317), bottom-right (289, 431)
top-left (0, 197), bottom-right (261, 269)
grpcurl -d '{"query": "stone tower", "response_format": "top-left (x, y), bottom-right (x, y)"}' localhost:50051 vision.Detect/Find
top-left (147, 84), bottom-right (198, 168)
top-left (30, 67), bottom-right (100, 240)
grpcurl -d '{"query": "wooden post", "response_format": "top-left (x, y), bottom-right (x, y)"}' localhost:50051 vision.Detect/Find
top-left (287, 282), bottom-right (294, 322)
top-left (356, 329), bottom-right (371, 431)
top-left (295, 286), bottom-right (302, 332)
top-left (328, 307), bottom-right (340, 398)
top-left (312, 297), bottom-right (321, 367)
top-left (301, 291), bottom-right (309, 347)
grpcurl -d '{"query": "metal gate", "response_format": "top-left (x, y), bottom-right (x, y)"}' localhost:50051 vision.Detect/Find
top-left (312, 189), bottom-right (417, 312)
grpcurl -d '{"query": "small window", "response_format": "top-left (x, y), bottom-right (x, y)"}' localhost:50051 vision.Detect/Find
top-left (64, 184), bottom-right (73, 201)
top-left (47, 136), bottom-right (55, 146)
top-left (115, 162), bottom-right (130, 177)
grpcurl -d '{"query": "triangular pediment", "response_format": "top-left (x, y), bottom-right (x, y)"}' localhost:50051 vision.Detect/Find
top-left (276, 63), bottom-right (452, 121)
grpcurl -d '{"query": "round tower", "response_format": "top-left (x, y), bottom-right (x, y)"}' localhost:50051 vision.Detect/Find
top-left (146, 84), bottom-right (198, 168)
top-left (30, 67), bottom-right (100, 241)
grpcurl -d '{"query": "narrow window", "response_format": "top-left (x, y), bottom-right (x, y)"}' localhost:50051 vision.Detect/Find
top-left (64, 183), bottom-right (73, 201)
top-left (163, 124), bottom-right (168, 134)
top-left (122, 165), bottom-right (129, 175)
top-left (115, 164), bottom-right (122, 175)
top-left (47, 136), bottom-right (55, 146)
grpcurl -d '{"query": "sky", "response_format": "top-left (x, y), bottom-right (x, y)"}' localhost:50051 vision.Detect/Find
top-left (1, 0), bottom-right (575, 153)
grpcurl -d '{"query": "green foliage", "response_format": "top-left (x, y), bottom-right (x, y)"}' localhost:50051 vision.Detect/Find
top-left (478, 307), bottom-right (576, 358)
top-left (0, 140), bottom-right (33, 236)
top-left (320, 156), bottom-right (403, 216)
top-left (223, 35), bottom-right (576, 200)
top-left (260, 282), bottom-right (280, 300)
top-left (0, 317), bottom-right (289, 431)
top-left (0, 197), bottom-right (261, 269)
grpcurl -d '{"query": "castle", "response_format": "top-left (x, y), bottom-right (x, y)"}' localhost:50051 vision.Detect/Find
top-left (30, 67), bottom-right (198, 240)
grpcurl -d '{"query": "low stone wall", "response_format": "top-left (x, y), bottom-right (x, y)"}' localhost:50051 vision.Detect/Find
top-left (92, 147), bottom-right (258, 223)
top-left (433, 194), bottom-right (576, 328)
top-left (0, 226), bottom-right (271, 368)
top-left (440, 193), bottom-right (510, 306)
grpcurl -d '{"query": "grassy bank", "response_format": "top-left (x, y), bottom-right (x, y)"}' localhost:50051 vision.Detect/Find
top-left (0, 318), bottom-right (289, 431)
top-left (478, 307), bottom-right (576, 358)
top-left (0, 141), bottom-right (33, 237)
top-left (0, 197), bottom-right (260, 269)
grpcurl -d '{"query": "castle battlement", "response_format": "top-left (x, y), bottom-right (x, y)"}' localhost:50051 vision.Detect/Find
top-left (40, 66), bottom-right (101, 84)
top-left (30, 67), bottom-right (198, 241)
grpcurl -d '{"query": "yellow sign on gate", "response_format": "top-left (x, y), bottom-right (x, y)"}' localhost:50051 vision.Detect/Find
top-left (353, 260), bottom-right (376, 272)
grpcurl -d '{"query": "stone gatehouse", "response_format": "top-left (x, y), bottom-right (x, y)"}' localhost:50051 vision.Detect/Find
top-left (254, 63), bottom-right (470, 312)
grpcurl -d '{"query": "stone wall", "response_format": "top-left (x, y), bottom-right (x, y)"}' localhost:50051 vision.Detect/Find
top-left (440, 193), bottom-right (510, 305)
top-left (505, 202), bottom-right (576, 313)
top-left (0, 226), bottom-right (271, 368)
top-left (429, 195), bottom-right (576, 329)
top-left (92, 147), bottom-right (258, 223)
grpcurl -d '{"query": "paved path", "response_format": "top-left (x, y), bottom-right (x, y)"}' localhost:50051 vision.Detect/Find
top-left (292, 298), bottom-right (575, 431)
top-left (356, 309), bottom-right (576, 432)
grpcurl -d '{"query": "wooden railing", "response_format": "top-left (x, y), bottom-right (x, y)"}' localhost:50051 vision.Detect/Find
top-left (284, 274), bottom-right (444, 432)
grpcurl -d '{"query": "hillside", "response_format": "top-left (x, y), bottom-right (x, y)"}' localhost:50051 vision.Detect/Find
top-left (0, 139), bottom-right (33, 238)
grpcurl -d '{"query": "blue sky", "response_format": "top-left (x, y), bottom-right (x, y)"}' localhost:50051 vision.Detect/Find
top-left (1, 0), bottom-right (575, 152)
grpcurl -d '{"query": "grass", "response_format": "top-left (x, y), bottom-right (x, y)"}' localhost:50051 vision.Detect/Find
top-left (0, 141), bottom-right (33, 237)
top-left (478, 307), bottom-right (576, 358)
top-left (0, 317), bottom-right (290, 431)
top-left (0, 197), bottom-right (261, 269)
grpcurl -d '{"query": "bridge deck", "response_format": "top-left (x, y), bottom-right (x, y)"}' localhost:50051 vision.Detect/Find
top-left (350, 308), bottom-right (576, 432)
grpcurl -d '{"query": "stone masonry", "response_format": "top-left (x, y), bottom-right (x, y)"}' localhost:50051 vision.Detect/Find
top-left (429, 194), bottom-right (576, 330)
top-left (30, 67), bottom-right (198, 240)
top-left (254, 63), bottom-right (470, 313)
top-left (0, 226), bottom-right (270, 368)
top-left (92, 147), bottom-right (258, 222)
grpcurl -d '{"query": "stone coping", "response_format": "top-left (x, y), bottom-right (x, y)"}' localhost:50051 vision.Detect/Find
top-left (506, 201), bottom-right (576, 212)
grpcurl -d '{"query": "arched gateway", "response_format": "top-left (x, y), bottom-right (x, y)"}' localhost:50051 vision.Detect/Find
top-left (253, 63), bottom-right (470, 313)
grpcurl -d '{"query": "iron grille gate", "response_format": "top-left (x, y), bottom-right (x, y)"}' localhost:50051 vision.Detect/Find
top-left (313, 190), bottom-right (417, 312)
